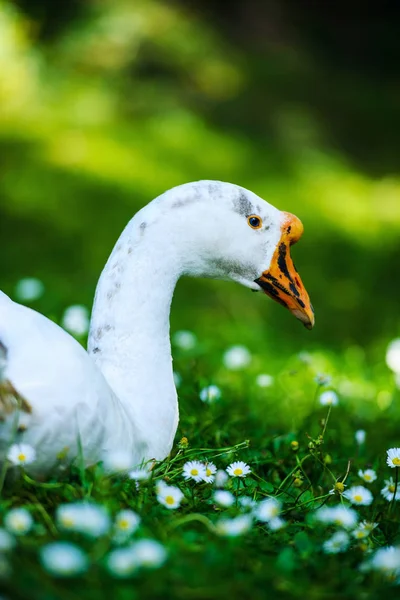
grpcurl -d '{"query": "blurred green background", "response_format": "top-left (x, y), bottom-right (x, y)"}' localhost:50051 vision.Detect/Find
top-left (1, 0), bottom-right (400, 408)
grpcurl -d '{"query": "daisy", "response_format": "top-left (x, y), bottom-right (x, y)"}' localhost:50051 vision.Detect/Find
top-left (255, 498), bottom-right (281, 522)
top-left (4, 508), bottom-right (33, 535)
top-left (61, 305), bottom-right (89, 337)
top-left (56, 503), bottom-right (110, 537)
top-left (214, 490), bottom-right (234, 508)
top-left (352, 521), bottom-right (377, 540)
top-left (40, 542), bottom-right (88, 577)
top-left (323, 531), bottom-right (350, 554)
top-left (355, 430), bottom-right (366, 445)
top-left (256, 374), bottom-right (274, 388)
top-left (314, 373), bottom-right (331, 386)
top-left (157, 484), bottom-right (184, 509)
top-left (14, 277), bottom-right (44, 302)
top-left (358, 469), bottom-right (377, 483)
top-left (223, 346), bottom-right (251, 370)
top-left (0, 528), bottom-right (15, 551)
top-left (381, 477), bottom-right (400, 501)
top-left (319, 391), bottom-right (339, 406)
top-left (103, 450), bottom-right (134, 473)
top-left (268, 517), bottom-right (286, 531)
top-left (203, 462), bottom-right (217, 483)
top-left (129, 467), bottom-right (151, 481)
top-left (371, 546), bottom-right (400, 578)
top-left (173, 330), bottom-right (197, 350)
top-left (214, 469), bottom-right (229, 488)
top-left (182, 460), bottom-right (206, 483)
top-left (199, 385), bottom-right (221, 403)
top-left (386, 448), bottom-right (400, 468)
top-left (239, 496), bottom-right (257, 510)
top-left (342, 486), bottom-right (373, 506)
top-left (131, 539), bottom-right (167, 568)
top-left (216, 514), bottom-right (252, 537)
top-left (7, 443), bottom-right (36, 466)
top-left (314, 506), bottom-right (358, 529)
top-left (226, 461), bottom-right (251, 478)
top-left (114, 510), bottom-right (140, 538)
top-left (107, 547), bottom-right (137, 577)
top-left (386, 339), bottom-right (400, 374)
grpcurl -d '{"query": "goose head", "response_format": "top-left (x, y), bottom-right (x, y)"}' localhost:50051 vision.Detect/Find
top-left (151, 180), bottom-right (314, 329)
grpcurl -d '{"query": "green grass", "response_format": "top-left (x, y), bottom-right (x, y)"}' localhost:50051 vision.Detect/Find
top-left (2, 330), bottom-right (400, 600)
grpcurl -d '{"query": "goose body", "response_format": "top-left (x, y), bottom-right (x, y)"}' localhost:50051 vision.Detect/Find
top-left (0, 181), bottom-right (314, 474)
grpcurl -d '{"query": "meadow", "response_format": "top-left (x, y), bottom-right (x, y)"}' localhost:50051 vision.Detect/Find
top-left (1, 0), bottom-right (400, 598)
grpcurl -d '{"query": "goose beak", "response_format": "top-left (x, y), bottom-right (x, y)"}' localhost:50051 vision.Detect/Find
top-left (255, 212), bottom-right (315, 330)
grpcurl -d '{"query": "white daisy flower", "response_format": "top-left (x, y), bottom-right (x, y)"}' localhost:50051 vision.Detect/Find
top-left (314, 373), bottom-right (331, 386)
top-left (62, 305), bottom-right (89, 337)
top-left (131, 539), bottom-right (167, 568)
top-left (56, 503), bottom-right (110, 537)
top-left (173, 330), bottom-right (197, 350)
top-left (223, 345), bottom-right (251, 370)
top-left (371, 546), bottom-right (400, 577)
top-left (226, 461), bottom-right (251, 478)
top-left (4, 508), bottom-right (33, 535)
top-left (268, 517), bottom-right (286, 531)
top-left (40, 542), bottom-right (88, 577)
top-left (203, 462), bottom-right (217, 483)
top-left (314, 506), bottom-right (358, 529)
top-left (255, 498), bottom-right (281, 522)
top-left (342, 486), bottom-right (373, 506)
top-left (182, 460), bottom-right (206, 483)
top-left (386, 448), bottom-right (400, 468)
top-left (386, 339), bottom-right (400, 374)
top-left (214, 490), bottom-right (235, 508)
top-left (129, 467), bottom-right (151, 481)
top-left (107, 546), bottom-right (137, 577)
top-left (14, 277), bottom-right (44, 302)
top-left (239, 496), bottom-right (257, 510)
top-left (0, 528), bottom-right (15, 551)
top-left (103, 450), bottom-right (135, 474)
top-left (214, 469), bottom-right (229, 488)
top-left (114, 510), bottom-right (140, 538)
top-left (352, 521), bottom-right (377, 540)
top-left (216, 514), bottom-right (253, 537)
top-left (323, 531), bottom-right (350, 554)
top-left (319, 391), bottom-right (339, 406)
top-left (381, 477), bottom-right (400, 501)
top-left (173, 371), bottom-right (182, 388)
top-left (199, 385), bottom-right (221, 403)
top-left (256, 374), bottom-right (274, 388)
top-left (358, 469), bottom-right (377, 483)
top-left (157, 484), bottom-right (184, 509)
top-left (355, 430), bottom-right (366, 445)
top-left (7, 443), bottom-right (36, 466)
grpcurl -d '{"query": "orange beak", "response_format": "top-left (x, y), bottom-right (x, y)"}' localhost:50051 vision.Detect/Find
top-left (255, 212), bottom-right (315, 330)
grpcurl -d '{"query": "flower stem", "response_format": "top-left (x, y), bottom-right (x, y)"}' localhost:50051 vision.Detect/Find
top-left (390, 467), bottom-right (399, 516)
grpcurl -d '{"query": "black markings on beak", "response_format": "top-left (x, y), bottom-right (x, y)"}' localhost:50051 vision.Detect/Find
top-left (255, 278), bottom-right (289, 308)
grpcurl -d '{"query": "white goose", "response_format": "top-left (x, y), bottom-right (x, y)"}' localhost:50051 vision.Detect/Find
top-left (0, 181), bottom-right (314, 475)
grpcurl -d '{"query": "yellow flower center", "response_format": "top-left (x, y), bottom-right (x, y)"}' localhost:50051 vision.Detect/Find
top-left (389, 485), bottom-right (395, 493)
top-left (233, 468), bottom-right (243, 476)
top-left (190, 469), bottom-right (198, 476)
top-left (355, 531), bottom-right (364, 539)
top-left (62, 517), bottom-right (74, 527)
top-left (206, 468), bottom-right (212, 477)
top-left (17, 453), bottom-right (26, 462)
top-left (335, 482), bottom-right (345, 493)
top-left (165, 495), bottom-right (175, 505)
top-left (119, 519), bottom-right (129, 530)
top-left (354, 494), bottom-right (363, 502)
top-left (364, 474), bottom-right (371, 481)
top-left (392, 458), bottom-right (400, 466)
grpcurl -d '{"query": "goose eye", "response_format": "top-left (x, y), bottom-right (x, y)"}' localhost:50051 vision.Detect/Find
top-left (247, 215), bottom-right (262, 229)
